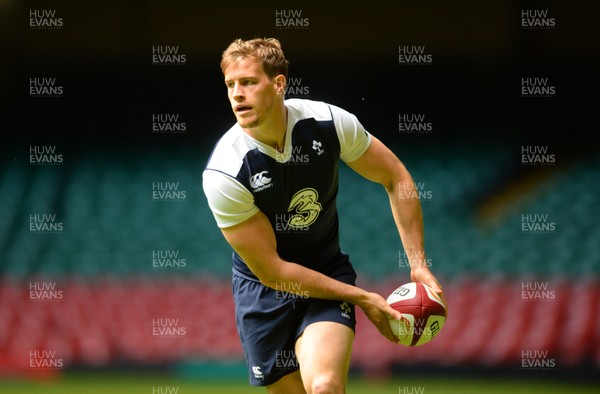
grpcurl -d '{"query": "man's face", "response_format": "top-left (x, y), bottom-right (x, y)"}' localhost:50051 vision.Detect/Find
top-left (224, 57), bottom-right (282, 129)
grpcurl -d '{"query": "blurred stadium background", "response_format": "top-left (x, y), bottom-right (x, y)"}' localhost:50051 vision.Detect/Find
top-left (1, 1), bottom-right (599, 393)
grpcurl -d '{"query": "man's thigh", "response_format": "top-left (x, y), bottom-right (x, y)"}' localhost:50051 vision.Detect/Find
top-left (266, 370), bottom-right (306, 394)
top-left (295, 321), bottom-right (355, 393)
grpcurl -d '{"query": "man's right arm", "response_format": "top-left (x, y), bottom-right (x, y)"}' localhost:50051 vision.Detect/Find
top-left (220, 209), bottom-right (402, 343)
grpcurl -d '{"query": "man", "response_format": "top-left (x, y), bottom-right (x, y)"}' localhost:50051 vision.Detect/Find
top-left (202, 37), bottom-right (445, 394)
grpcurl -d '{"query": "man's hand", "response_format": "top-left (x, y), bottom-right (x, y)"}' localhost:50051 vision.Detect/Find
top-left (411, 266), bottom-right (447, 315)
top-left (357, 291), bottom-right (403, 344)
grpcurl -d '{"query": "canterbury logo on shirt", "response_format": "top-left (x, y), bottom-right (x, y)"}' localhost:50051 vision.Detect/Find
top-left (249, 171), bottom-right (273, 192)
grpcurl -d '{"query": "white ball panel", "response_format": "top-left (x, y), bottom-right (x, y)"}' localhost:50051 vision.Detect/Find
top-left (423, 283), bottom-right (446, 310)
top-left (386, 282), bottom-right (418, 304)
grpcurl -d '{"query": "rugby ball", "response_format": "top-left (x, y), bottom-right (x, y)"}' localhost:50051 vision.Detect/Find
top-left (386, 282), bottom-right (447, 346)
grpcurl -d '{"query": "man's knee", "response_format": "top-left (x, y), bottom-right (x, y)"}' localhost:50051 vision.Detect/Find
top-left (308, 373), bottom-right (345, 394)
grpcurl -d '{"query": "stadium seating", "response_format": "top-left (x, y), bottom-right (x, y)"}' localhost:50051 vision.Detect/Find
top-left (1, 277), bottom-right (598, 377)
top-left (0, 143), bottom-right (598, 377)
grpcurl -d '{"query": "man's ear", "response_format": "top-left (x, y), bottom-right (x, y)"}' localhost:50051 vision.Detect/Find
top-left (275, 75), bottom-right (286, 95)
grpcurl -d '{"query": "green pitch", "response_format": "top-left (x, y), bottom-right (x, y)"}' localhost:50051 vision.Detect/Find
top-left (1, 374), bottom-right (598, 394)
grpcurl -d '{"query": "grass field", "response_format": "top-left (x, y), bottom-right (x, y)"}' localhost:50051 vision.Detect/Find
top-left (1, 374), bottom-right (598, 394)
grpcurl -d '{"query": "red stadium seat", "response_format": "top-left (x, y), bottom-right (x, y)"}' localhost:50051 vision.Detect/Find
top-left (1, 277), bottom-right (598, 377)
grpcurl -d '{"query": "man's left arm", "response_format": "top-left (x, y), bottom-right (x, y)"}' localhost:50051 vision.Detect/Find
top-left (346, 135), bottom-right (447, 309)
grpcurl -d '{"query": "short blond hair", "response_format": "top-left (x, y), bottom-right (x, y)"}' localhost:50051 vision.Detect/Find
top-left (220, 37), bottom-right (289, 79)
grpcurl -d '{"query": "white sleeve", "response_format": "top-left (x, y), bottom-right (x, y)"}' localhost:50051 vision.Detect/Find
top-left (329, 104), bottom-right (372, 163)
top-left (202, 170), bottom-right (260, 228)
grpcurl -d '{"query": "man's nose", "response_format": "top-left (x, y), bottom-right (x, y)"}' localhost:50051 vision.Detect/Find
top-left (232, 83), bottom-right (244, 101)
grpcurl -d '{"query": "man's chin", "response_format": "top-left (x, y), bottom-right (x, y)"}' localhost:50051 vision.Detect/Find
top-left (237, 118), bottom-right (260, 129)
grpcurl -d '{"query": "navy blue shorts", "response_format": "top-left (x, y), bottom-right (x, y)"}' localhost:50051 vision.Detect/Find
top-left (232, 269), bottom-right (357, 386)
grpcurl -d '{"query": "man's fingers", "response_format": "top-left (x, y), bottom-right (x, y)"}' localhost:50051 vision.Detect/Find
top-left (421, 278), bottom-right (448, 316)
top-left (430, 284), bottom-right (448, 313)
top-left (382, 306), bottom-right (402, 343)
top-left (386, 304), bottom-right (402, 321)
top-left (362, 292), bottom-right (404, 343)
top-left (380, 319), bottom-right (399, 343)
